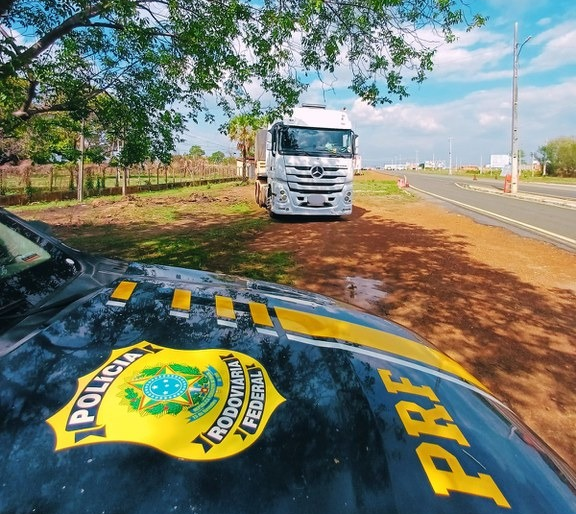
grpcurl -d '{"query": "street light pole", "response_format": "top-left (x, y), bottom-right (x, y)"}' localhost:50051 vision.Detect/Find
top-left (78, 118), bottom-right (85, 202)
top-left (510, 22), bottom-right (531, 194)
top-left (448, 137), bottom-right (452, 175)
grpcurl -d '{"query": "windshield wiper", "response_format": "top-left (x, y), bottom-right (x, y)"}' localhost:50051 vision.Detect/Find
top-left (0, 287), bottom-right (101, 322)
top-left (285, 149), bottom-right (313, 156)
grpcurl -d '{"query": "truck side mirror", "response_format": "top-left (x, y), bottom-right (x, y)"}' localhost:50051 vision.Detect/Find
top-left (271, 124), bottom-right (285, 156)
top-left (270, 127), bottom-right (277, 156)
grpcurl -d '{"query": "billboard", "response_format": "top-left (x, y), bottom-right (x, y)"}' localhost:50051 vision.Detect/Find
top-left (490, 154), bottom-right (510, 168)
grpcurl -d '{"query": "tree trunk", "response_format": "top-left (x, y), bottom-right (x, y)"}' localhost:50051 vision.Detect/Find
top-left (122, 167), bottom-right (127, 196)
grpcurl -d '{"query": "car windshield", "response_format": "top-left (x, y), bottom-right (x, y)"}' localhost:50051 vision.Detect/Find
top-left (0, 222), bottom-right (51, 278)
top-left (0, 214), bottom-right (81, 324)
top-left (279, 127), bottom-right (353, 157)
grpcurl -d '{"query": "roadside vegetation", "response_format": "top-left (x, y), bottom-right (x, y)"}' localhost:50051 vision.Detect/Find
top-left (354, 176), bottom-right (417, 196)
top-left (9, 174), bottom-right (404, 284)
top-left (403, 165), bottom-right (576, 183)
top-left (10, 180), bottom-right (293, 283)
top-left (0, 157), bottom-right (238, 202)
top-left (1, 0), bottom-right (488, 196)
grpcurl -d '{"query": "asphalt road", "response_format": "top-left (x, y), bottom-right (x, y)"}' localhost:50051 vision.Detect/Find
top-left (387, 171), bottom-right (576, 252)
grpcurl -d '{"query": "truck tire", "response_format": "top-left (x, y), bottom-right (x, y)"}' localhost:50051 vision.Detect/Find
top-left (254, 181), bottom-right (261, 205)
top-left (255, 179), bottom-right (268, 208)
top-left (266, 188), bottom-right (281, 219)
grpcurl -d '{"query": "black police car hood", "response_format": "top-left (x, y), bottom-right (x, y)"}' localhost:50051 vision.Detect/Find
top-left (1, 261), bottom-right (575, 514)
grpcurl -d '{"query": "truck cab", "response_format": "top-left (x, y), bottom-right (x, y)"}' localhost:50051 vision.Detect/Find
top-left (255, 105), bottom-right (358, 217)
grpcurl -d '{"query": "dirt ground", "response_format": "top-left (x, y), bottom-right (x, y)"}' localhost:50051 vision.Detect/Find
top-left (251, 173), bottom-right (576, 470)
top-left (12, 171), bottom-right (576, 470)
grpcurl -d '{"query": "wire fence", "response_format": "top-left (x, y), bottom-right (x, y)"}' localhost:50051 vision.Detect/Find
top-left (0, 157), bottom-right (240, 206)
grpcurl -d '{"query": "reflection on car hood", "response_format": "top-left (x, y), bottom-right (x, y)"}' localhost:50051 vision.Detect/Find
top-left (1, 261), bottom-right (576, 514)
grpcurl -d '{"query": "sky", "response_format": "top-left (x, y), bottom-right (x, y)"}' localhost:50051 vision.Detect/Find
top-left (180, 0), bottom-right (576, 168)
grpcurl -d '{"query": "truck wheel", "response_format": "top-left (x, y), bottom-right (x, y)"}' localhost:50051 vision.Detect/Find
top-left (254, 181), bottom-right (260, 205)
top-left (266, 191), bottom-right (282, 219)
top-left (255, 179), bottom-right (268, 208)
top-left (266, 189), bottom-right (274, 217)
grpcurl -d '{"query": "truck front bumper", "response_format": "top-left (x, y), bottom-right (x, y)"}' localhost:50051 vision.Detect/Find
top-left (269, 182), bottom-right (353, 216)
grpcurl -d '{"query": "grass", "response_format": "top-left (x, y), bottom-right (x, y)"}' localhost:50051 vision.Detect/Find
top-left (62, 216), bottom-right (296, 284)
top-left (11, 180), bottom-right (297, 284)
top-left (521, 175), bottom-right (576, 184)
top-left (10, 180), bottom-right (247, 212)
top-left (9, 174), bottom-right (404, 285)
top-left (355, 179), bottom-right (407, 195)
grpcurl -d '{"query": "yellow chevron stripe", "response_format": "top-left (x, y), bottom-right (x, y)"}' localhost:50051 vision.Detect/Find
top-left (249, 302), bottom-right (274, 327)
top-left (111, 281), bottom-right (137, 301)
top-left (172, 289), bottom-right (192, 312)
top-left (215, 295), bottom-right (236, 320)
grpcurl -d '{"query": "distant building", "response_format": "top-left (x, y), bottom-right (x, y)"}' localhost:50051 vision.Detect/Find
top-left (424, 160), bottom-right (445, 169)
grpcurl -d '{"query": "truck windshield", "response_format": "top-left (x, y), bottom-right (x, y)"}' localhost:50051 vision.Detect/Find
top-left (279, 127), bottom-right (353, 157)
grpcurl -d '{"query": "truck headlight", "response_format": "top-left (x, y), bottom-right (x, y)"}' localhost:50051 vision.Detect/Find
top-left (278, 189), bottom-right (288, 203)
top-left (344, 191), bottom-right (352, 204)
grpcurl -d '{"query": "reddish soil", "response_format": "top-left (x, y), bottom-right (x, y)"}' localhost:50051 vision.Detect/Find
top-left (250, 174), bottom-right (576, 469)
top-left (11, 171), bottom-right (576, 469)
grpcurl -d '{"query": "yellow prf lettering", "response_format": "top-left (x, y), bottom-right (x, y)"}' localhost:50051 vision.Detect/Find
top-left (378, 369), bottom-right (439, 402)
top-left (395, 401), bottom-right (470, 447)
top-left (416, 442), bottom-right (511, 509)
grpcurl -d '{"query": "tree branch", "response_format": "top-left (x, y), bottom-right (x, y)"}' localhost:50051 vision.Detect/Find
top-left (1, 3), bottom-right (107, 77)
top-left (0, 0), bottom-right (17, 18)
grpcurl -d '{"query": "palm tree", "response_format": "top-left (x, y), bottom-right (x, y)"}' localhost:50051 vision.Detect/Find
top-left (227, 114), bottom-right (262, 180)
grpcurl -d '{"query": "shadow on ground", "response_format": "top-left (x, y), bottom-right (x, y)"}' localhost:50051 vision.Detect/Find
top-left (249, 204), bottom-right (576, 468)
top-left (13, 188), bottom-right (576, 469)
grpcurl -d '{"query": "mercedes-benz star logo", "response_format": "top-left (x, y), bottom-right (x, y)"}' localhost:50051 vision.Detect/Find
top-left (311, 166), bottom-right (324, 178)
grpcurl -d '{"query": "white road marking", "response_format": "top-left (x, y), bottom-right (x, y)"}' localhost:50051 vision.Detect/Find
top-left (411, 185), bottom-right (576, 249)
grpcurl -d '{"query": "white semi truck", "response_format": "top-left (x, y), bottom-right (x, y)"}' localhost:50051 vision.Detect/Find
top-left (254, 104), bottom-right (359, 217)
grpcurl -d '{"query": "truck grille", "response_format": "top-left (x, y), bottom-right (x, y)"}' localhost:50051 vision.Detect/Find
top-left (286, 166), bottom-right (348, 195)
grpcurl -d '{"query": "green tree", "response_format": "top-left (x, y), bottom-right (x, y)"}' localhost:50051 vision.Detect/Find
top-left (518, 149), bottom-right (526, 165)
top-left (20, 114), bottom-right (81, 164)
top-left (0, 76), bottom-right (27, 162)
top-left (536, 144), bottom-right (552, 176)
top-left (189, 145), bottom-right (206, 158)
top-left (94, 93), bottom-right (182, 193)
top-left (1, 2), bottom-right (186, 166)
top-left (81, 114), bottom-right (113, 165)
top-left (208, 151), bottom-right (225, 164)
top-left (227, 114), bottom-right (264, 180)
top-left (539, 138), bottom-right (576, 177)
top-left (1, 0), bottom-right (486, 131)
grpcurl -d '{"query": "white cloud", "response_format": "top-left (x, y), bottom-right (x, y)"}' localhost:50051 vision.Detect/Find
top-left (537, 17), bottom-right (553, 27)
top-left (178, 1), bottom-right (576, 166)
top-left (527, 21), bottom-right (576, 72)
top-left (346, 78), bottom-right (576, 166)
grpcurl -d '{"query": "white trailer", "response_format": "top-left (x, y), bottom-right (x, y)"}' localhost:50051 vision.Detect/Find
top-left (254, 105), bottom-right (358, 217)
